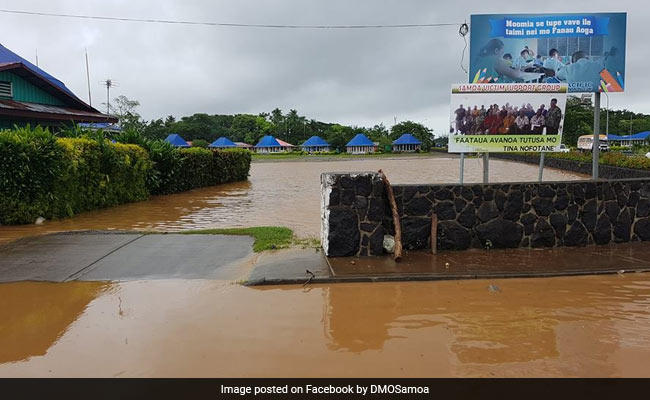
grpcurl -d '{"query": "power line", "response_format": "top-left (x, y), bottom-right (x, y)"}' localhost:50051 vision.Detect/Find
top-left (0, 8), bottom-right (461, 29)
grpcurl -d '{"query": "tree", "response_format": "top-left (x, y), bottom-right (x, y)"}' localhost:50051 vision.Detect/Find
top-left (108, 95), bottom-right (144, 132)
top-left (368, 124), bottom-right (390, 141)
top-left (390, 121), bottom-right (434, 151)
top-left (143, 118), bottom-right (167, 140)
top-left (434, 134), bottom-right (449, 147)
top-left (325, 124), bottom-right (355, 152)
top-left (231, 114), bottom-right (273, 143)
top-left (563, 96), bottom-right (593, 146)
top-left (170, 113), bottom-right (233, 142)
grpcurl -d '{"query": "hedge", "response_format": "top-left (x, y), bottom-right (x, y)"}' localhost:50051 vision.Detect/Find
top-left (0, 127), bottom-right (252, 225)
top-left (0, 127), bottom-right (152, 224)
top-left (148, 146), bottom-right (251, 195)
top-left (534, 151), bottom-right (650, 170)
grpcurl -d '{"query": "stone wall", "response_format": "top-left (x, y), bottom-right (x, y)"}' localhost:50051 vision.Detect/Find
top-left (321, 172), bottom-right (650, 256)
top-left (321, 172), bottom-right (385, 257)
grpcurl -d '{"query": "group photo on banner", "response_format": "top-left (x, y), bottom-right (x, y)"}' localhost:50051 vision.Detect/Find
top-left (469, 13), bottom-right (626, 93)
top-left (448, 83), bottom-right (568, 153)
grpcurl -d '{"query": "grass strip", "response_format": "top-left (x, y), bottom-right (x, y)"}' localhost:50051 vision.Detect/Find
top-left (177, 226), bottom-right (296, 252)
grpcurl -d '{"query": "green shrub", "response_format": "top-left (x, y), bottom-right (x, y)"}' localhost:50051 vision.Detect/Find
top-left (0, 126), bottom-right (66, 224)
top-left (192, 139), bottom-right (209, 148)
top-left (101, 142), bottom-right (152, 206)
top-left (519, 150), bottom-right (650, 171)
top-left (146, 146), bottom-right (251, 194)
top-left (144, 140), bottom-right (182, 195)
top-left (53, 137), bottom-right (104, 216)
top-left (0, 126), bottom-right (251, 225)
top-left (177, 147), bottom-right (214, 190)
top-left (112, 129), bottom-right (148, 146)
top-left (0, 127), bottom-right (153, 224)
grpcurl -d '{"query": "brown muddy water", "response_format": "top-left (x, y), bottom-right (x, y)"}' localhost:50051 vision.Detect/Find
top-left (5, 156), bottom-right (647, 377)
top-left (2, 275), bottom-right (650, 377)
top-left (0, 156), bottom-right (586, 243)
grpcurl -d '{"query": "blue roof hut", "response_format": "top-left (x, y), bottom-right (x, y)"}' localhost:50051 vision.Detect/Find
top-left (164, 133), bottom-right (190, 148)
top-left (254, 135), bottom-right (284, 153)
top-left (209, 137), bottom-right (237, 149)
top-left (346, 133), bottom-right (375, 154)
top-left (301, 136), bottom-right (331, 153)
top-left (392, 133), bottom-right (422, 153)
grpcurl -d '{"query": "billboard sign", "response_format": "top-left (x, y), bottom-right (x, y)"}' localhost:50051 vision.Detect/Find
top-left (469, 13), bottom-right (626, 93)
top-left (448, 83), bottom-right (568, 153)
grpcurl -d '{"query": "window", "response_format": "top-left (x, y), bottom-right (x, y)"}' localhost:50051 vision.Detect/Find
top-left (0, 81), bottom-right (12, 98)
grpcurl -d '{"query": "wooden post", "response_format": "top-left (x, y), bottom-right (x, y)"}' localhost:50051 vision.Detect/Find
top-left (431, 214), bottom-right (438, 254)
top-left (378, 169), bottom-right (402, 262)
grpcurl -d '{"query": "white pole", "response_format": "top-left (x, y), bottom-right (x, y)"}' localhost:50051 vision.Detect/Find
top-left (539, 127), bottom-right (547, 182)
top-left (85, 49), bottom-right (92, 107)
top-left (459, 153), bottom-right (465, 184)
top-left (483, 153), bottom-right (489, 184)
top-left (593, 92), bottom-right (601, 180)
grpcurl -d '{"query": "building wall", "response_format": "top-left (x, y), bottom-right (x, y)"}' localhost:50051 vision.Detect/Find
top-left (322, 172), bottom-right (650, 256)
top-left (346, 145), bottom-right (374, 154)
top-left (0, 71), bottom-right (66, 106)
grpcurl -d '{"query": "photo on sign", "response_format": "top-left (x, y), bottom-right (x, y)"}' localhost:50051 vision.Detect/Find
top-left (469, 13), bottom-right (626, 93)
top-left (448, 85), bottom-right (567, 153)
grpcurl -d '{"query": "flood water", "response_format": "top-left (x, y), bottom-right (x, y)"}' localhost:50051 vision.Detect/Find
top-left (4, 156), bottom-right (649, 377)
top-left (2, 275), bottom-right (650, 377)
top-left (0, 156), bottom-right (586, 243)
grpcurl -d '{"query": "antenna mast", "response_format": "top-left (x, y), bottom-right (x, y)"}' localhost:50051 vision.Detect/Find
top-left (98, 79), bottom-right (119, 115)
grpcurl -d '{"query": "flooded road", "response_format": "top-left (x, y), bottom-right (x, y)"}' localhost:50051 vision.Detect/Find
top-left (2, 274), bottom-right (650, 377)
top-left (0, 156), bottom-right (586, 243)
top-left (3, 156), bottom-right (643, 377)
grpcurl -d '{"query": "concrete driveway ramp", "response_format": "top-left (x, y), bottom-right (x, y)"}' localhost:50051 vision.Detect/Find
top-left (0, 233), bottom-right (141, 283)
top-left (78, 234), bottom-right (253, 281)
top-left (0, 232), bottom-right (254, 283)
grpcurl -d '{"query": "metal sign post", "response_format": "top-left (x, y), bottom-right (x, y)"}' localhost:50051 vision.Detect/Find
top-left (483, 153), bottom-right (489, 184)
top-left (459, 153), bottom-right (465, 184)
top-left (593, 92), bottom-right (601, 180)
top-left (538, 128), bottom-right (547, 182)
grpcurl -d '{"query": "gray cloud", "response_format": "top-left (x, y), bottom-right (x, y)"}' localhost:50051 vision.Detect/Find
top-left (2, 0), bottom-right (647, 134)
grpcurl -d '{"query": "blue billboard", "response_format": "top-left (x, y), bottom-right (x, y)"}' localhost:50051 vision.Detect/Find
top-left (469, 13), bottom-right (626, 93)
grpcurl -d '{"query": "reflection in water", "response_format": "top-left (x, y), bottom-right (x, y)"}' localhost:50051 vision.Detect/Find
top-left (329, 241), bottom-right (650, 277)
top-left (0, 157), bottom-right (586, 243)
top-left (321, 278), bottom-right (650, 370)
top-left (447, 307), bottom-right (559, 364)
top-left (321, 283), bottom-right (558, 363)
top-left (1, 276), bottom-right (650, 376)
top-left (0, 281), bottom-right (109, 364)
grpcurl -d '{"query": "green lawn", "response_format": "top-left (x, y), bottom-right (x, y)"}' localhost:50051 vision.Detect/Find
top-left (251, 152), bottom-right (436, 161)
top-left (177, 226), bottom-right (316, 252)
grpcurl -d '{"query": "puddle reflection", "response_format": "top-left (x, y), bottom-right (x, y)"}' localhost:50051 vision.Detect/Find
top-left (2, 275), bottom-right (650, 377)
top-left (0, 281), bottom-right (110, 363)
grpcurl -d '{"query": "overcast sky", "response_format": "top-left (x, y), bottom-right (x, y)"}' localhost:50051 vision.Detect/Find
top-left (1, 0), bottom-right (648, 135)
